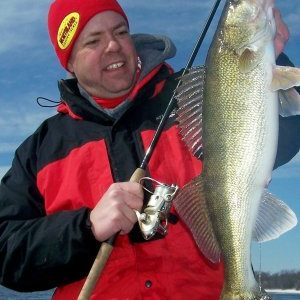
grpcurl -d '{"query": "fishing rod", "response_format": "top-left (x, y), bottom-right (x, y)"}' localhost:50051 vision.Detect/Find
top-left (77, 0), bottom-right (222, 299)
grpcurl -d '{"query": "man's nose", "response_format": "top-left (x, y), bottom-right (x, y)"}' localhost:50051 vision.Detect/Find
top-left (105, 38), bottom-right (121, 52)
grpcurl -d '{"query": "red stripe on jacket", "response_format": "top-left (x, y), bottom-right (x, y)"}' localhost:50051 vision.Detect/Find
top-left (37, 140), bottom-right (113, 214)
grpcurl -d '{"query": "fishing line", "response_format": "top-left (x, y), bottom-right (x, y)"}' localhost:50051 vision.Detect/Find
top-left (259, 243), bottom-right (262, 291)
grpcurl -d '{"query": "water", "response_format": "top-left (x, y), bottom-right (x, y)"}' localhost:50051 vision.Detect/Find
top-left (271, 293), bottom-right (300, 300)
top-left (0, 286), bottom-right (299, 299)
top-left (0, 286), bottom-right (54, 300)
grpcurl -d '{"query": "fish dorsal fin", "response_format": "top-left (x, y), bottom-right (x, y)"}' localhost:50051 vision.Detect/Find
top-left (271, 65), bottom-right (300, 91)
top-left (278, 88), bottom-right (300, 116)
top-left (238, 48), bottom-right (263, 73)
top-left (253, 189), bottom-right (298, 242)
top-left (175, 66), bottom-right (205, 159)
top-left (173, 176), bottom-right (221, 263)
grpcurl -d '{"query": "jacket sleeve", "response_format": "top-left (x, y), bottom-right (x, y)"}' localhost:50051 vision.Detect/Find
top-left (274, 53), bottom-right (300, 169)
top-left (0, 132), bottom-right (99, 292)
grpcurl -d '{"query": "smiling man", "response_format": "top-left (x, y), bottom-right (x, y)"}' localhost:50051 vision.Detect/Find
top-left (67, 11), bottom-right (138, 99)
top-left (0, 0), bottom-right (299, 299)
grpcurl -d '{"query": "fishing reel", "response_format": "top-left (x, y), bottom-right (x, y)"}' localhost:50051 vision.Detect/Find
top-left (135, 177), bottom-right (179, 240)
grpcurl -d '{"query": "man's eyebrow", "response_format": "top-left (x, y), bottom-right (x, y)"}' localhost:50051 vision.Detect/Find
top-left (84, 21), bottom-right (128, 39)
top-left (112, 21), bottom-right (128, 30)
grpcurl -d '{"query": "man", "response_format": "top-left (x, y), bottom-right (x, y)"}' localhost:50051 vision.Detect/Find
top-left (0, 0), bottom-right (299, 299)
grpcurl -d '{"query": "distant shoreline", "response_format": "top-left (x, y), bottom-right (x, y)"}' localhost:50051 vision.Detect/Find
top-left (266, 289), bottom-right (300, 294)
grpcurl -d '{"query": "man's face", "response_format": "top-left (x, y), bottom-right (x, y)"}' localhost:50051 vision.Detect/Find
top-left (68, 11), bottom-right (138, 98)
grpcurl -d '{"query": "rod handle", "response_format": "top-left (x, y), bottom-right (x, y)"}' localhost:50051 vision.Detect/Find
top-left (77, 242), bottom-right (113, 300)
top-left (129, 167), bottom-right (146, 182)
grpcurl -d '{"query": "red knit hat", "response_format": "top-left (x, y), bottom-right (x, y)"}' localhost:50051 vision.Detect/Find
top-left (48, 0), bottom-right (129, 70)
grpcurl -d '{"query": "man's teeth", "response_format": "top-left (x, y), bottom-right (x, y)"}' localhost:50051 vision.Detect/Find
top-left (107, 62), bottom-right (124, 70)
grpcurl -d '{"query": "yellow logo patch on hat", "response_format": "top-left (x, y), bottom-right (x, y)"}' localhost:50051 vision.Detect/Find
top-left (57, 12), bottom-right (80, 50)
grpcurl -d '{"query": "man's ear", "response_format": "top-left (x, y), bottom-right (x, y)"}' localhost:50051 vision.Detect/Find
top-left (66, 71), bottom-right (76, 79)
top-left (67, 61), bottom-right (74, 73)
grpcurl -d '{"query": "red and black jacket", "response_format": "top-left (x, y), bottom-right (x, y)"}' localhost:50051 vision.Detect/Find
top-left (0, 54), bottom-right (299, 299)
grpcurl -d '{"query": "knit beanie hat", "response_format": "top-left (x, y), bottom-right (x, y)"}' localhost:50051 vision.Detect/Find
top-left (48, 0), bottom-right (129, 70)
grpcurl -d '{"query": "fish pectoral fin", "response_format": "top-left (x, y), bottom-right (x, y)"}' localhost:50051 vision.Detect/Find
top-left (271, 65), bottom-right (300, 91)
top-left (175, 66), bottom-right (205, 159)
top-left (252, 189), bottom-right (298, 242)
top-left (278, 88), bottom-right (300, 116)
top-left (238, 47), bottom-right (263, 73)
top-left (173, 175), bottom-right (221, 263)
top-left (272, 66), bottom-right (300, 116)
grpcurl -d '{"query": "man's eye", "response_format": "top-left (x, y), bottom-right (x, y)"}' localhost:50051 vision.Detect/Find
top-left (85, 39), bottom-right (98, 46)
top-left (117, 29), bottom-right (129, 36)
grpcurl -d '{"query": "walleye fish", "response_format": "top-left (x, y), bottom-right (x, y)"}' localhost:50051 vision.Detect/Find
top-left (174, 0), bottom-right (300, 299)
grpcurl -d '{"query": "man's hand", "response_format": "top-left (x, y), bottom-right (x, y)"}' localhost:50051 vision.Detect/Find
top-left (273, 8), bottom-right (289, 57)
top-left (89, 182), bottom-right (143, 242)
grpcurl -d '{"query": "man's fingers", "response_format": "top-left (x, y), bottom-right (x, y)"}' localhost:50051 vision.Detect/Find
top-left (108, 182), bottom-right (144, 211)
top-left (273, 8), bottom-right (289, 57)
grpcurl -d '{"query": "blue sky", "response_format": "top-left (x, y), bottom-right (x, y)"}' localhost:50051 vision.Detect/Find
top-left (0, 0), bottom-right (299, 274)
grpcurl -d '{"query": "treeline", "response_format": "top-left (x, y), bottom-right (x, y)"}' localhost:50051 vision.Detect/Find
top-left (255, 270), bottom-right (300, 290)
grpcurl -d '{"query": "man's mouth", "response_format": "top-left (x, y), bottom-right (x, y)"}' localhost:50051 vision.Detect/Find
top-left (106, 62), bottom-right (124, 70)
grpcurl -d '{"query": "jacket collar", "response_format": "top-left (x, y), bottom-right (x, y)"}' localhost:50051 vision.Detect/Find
top-left (57, 63), bottom-right (173, 124)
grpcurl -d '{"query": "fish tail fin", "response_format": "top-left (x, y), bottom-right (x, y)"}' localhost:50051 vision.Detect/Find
top-left (173, 175), bottom-right (221, 263)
